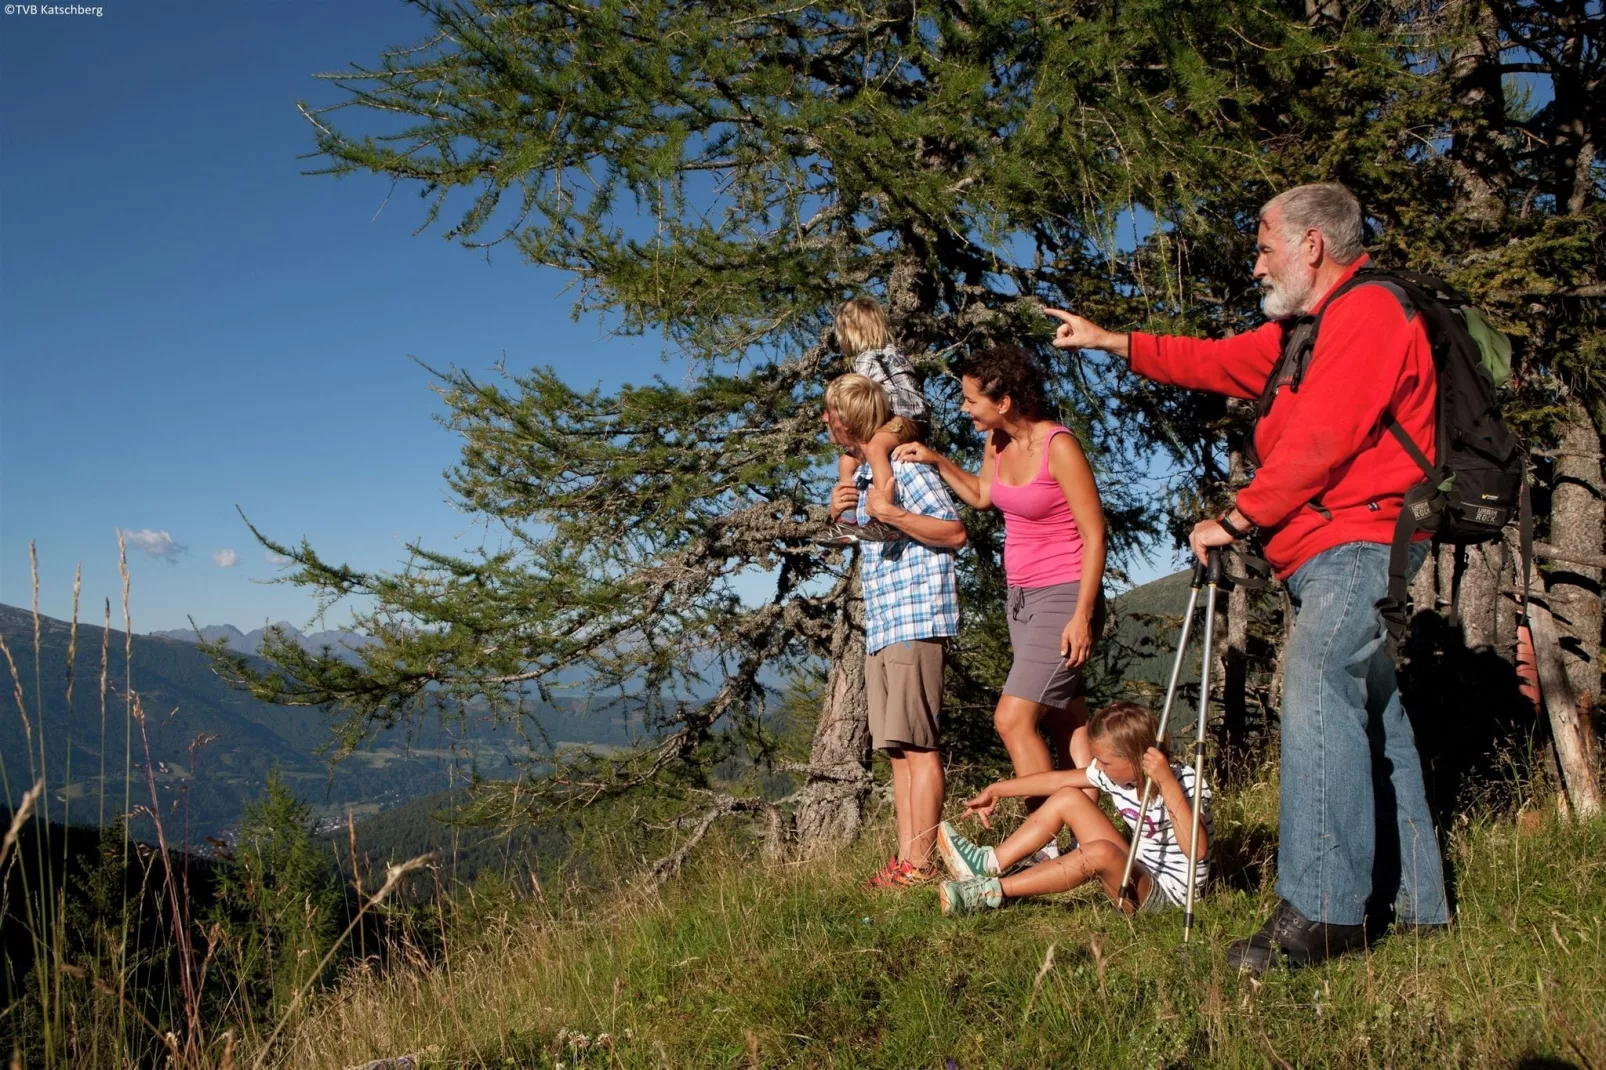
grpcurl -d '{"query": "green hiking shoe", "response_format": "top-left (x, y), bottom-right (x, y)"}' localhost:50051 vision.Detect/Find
top-left (939, 876), bottom-right (1004, 916)
top-left (937, 820), bottom-right (995, 881)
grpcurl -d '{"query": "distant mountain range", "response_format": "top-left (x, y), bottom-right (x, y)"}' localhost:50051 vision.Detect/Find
top-left (0, 604), bottom-right (650, 841)
top-left (150, 621), bottom-right (374, 659)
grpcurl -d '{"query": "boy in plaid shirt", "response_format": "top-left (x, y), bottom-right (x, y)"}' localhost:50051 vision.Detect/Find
top-left (823, 373), bottom-right (966, 888)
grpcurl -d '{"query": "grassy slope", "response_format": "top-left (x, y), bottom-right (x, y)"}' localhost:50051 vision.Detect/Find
top-left (274, 780), bottom-right (1605, 1069)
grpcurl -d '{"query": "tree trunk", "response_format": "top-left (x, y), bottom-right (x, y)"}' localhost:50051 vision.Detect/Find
top-left (1218, 445), bottom-right (1252, 759)
top-left (1526, 567), bottom-right (1603, 817)
top-left (1455, 542), bottom-right (1504, 651)
top-left (1536, 401), bottom-right (1604, 815)
top-left (794, 583), bottom-right (873, 851)
top-left (1443, 0), bottom-right (1509, 227)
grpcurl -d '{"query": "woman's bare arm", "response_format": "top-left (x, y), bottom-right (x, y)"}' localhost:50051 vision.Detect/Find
top-left (1048, 430), bottom-right (1107, 666)
top-left (892, 439), bottom-right (992, 510)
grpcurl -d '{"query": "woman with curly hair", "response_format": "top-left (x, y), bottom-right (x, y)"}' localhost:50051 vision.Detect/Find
top-left (896, 346), bottom-right (1107, 846)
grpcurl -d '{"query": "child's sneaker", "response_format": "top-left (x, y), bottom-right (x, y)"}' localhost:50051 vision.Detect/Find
top-left (848, 519), bottom-right (906, 542)
top-left (939, 876), bottom-right (1005, 916)
top-left (937, 821), bottom-right (998, 880)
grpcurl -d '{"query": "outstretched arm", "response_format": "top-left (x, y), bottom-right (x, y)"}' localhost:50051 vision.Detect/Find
top-left (892, 440), bottom-right (992, 510)
top-left (1044, 308), bottom-right (1131, 358)
top-left (963, 769), bottom-right (1092, 829)
top-left (1045, 306), bottom-right (1282, 400)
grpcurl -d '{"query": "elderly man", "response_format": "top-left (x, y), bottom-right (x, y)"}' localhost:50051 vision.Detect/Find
top-left (1046, 182), bottom-right (1449, 970)
top-left (824, 372), bottom-right (967, 888)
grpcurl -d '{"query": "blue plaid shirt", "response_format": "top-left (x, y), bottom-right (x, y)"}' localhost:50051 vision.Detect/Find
top-left (855, 461), bottom-right (962, 654)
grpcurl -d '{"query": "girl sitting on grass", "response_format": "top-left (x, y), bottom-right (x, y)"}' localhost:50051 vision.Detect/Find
top-left (935, 701), bottom-right (1211, 916)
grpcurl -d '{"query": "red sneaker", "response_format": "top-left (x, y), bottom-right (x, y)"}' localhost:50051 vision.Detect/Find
top-left (888, 862), bottom-right (941, 889)
top-left (867, 855), bottom-right (909, 889)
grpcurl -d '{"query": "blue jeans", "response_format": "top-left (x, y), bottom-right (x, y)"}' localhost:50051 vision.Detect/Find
top-left (1278, 541), bottom-right (1449, 926)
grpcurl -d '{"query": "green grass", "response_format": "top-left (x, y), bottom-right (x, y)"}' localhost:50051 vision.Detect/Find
top-left (272, 781), bottom-right (1606, 1069)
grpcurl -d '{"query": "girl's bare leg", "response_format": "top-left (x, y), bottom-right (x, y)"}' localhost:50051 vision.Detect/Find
top-left (837, 452), bottom-right (860, 494)
top-left (997, 787), bottom-right (1139, 901)
top-left (865, 429), bottom-right (902, 493)
top-left (1000, 841), bottom-right (1153, 911)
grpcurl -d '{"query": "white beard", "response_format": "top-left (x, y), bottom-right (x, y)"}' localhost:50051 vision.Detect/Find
top-left (1260, 273), bottom-right (1315, 320)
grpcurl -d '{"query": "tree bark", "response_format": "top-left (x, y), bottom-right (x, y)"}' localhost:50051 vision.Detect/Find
top-left (1219, 444), bottom-right (1252, 758)
top-left (1545, 401), bottom-right (1603, 717)
top-left (1526, 567), bottom-right (1603, 817)
top-left (1456, 542), bottom-right (1505, 651)
top-left (1536, 400), bottom-right (1604, 815)
top-left (794, 581), bottom-right (873, 851)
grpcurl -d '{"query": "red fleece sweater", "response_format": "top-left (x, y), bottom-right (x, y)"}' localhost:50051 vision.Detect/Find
top-left (1129, 256), bottom-right (1437, 578)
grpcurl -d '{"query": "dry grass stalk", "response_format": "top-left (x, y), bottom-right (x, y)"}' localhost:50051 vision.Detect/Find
top-left (1022, 941), bottom-right (1056, 1025)
top-left (248, 854), bottom-right (435, 1070)
top-left (65, 564), bottom-right (81, 719)
top-left (0, 780), bottom-right (45, 872)
top-left (0, 632), bottom-right (30, 738)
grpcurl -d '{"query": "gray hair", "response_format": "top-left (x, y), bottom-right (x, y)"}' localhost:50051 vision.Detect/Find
top-left (1262, 182), bottom-right (1366, 264)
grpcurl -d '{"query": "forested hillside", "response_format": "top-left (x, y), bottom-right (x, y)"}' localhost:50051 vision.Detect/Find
top-left (0, 603), bottom-right (648, 839)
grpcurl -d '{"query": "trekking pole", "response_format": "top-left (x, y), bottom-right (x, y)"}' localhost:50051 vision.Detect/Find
top-left (1119, 554), bottom-right (1209, 906)
top-left (1182, 547), bottom-right (1223, 943)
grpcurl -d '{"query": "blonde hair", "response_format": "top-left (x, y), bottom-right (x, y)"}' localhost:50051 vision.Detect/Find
top-left (824, 373), bottom-right (891, 444)
top-left (1089, 701), bottom-right (1161, 786)
top-left (834, 296), bottom-right (892, 358)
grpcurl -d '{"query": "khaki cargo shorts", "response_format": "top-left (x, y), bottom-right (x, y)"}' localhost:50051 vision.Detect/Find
top-left (866, 637), bottom-right (946, 751)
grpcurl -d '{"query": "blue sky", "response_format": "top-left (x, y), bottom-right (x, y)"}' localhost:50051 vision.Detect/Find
top-left (0, 1), bottom-right (693, 633)
top-left (1, 2), bottom-right (1185, 636)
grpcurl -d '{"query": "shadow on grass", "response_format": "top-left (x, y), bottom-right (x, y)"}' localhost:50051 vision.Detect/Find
top-left (1208, 820), bottom-right (1278, 894)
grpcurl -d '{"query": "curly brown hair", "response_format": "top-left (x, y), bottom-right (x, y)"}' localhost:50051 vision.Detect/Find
top-left (952, 345), bottom-right (1050, 420)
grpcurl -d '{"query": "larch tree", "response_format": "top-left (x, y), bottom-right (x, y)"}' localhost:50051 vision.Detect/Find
top-left (217, 0), bottom-right (1603, 862)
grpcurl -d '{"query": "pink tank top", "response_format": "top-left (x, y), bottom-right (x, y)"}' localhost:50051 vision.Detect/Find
top-left (990, 426), bottom-right (1085, 588)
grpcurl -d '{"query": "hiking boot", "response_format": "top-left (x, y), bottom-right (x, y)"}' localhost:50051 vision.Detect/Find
top-left (937, 821), bottom-right (997, 881)
top-left (939, 876), bottom-right (1004, 916)
top-left (1392, 920), bottom-right (1451, 937)
top-left (1226, 899), bottom-right (1367, 974)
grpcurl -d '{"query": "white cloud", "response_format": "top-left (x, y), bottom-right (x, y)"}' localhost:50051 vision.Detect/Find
top-left (120, 528), bottom-right (186, 563)
top-left (212, 549), bottom-right (239, 568)
top-left (265, 549), bottom-right (292, 566)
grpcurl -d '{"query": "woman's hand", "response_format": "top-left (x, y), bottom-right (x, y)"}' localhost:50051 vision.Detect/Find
top-left (963, 786), bottom-right (1000, 829)
top-left (1060, 614), bottom-right (1094, 668)
top-left (893, 442), bottom-right (939, 466)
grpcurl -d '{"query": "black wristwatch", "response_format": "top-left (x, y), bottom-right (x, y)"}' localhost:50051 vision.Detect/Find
top-left (1217, 512), bottom-right (1254, 541)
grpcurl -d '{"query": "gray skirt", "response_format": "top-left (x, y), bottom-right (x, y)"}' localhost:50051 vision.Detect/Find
top-left (1002, 581), bottom-right (1105, 709)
